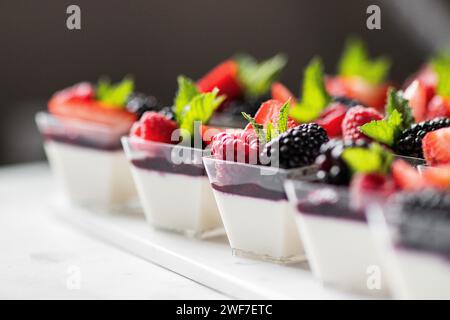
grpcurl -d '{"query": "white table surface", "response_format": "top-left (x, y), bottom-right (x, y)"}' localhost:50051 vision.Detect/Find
top-left (0, 162), bottom-right (227, 299)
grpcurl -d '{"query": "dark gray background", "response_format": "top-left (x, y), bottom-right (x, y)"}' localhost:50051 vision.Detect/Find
top-left (1, 0), bottom-right (449, 165)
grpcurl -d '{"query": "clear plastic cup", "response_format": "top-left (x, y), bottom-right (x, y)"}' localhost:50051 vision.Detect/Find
top-left (203, 156), bottom-right (316, 263)
top-left (122, 137), bottom-right (223, 238)
top-left (36, 112), bottom-right (137, 210)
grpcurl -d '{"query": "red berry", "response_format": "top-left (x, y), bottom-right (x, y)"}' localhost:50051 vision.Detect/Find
top-left (341, 106), bottom-right (383, 141)
top-left (326, 76), bottom-right (389, 112)
top-left (211, 130), bottom-right (259, 164)
top-left (404, 64), bottom-right (437, 103)
top-left (350, 173), bottom-right (396, 209)
top-left (421, 165), bottom-right (450, 189)
top-left (426, 95), bottom-right (450, 120)
top-left (392, 159), bottom-right (425, 191)
top-left (48, 98), bottom-right (136, 127)
top-left (133, 112), bottom-right (179, 144)
top-left (197, 60), bottom-right (241, 101)
top-left (245, 99), bottom-right (298, 131)
top-left (422, 127), bottom-right (450, 166)
top-left (316, 103), bottom-right (347, 138)
top-left (403, 80), bottom-right (427, 122)
top-left (52, 82), bottom-right (95, 104)
top-left (271, 82), bottom-right (297, 105)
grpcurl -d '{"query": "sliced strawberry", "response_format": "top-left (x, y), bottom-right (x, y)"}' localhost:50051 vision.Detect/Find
top-left (271, 82), bottom-right (296, 105)
top-left (421, 165), bottom-right (450, 189)
top-left (245, 99), bottom-right (298, 131)
top-left (426, 95), bottom-right (450, 120)
top-left (391, 159), bottom-right (425, 191)
top-left (403, 80), bottom-right (427, 122)
top-left (197, 60), bottom-right (242, 101)
top-left (51, 82), bottom-right (95, 104)
top-left (404, 65), bottom-right (437, 103)
top-left (316, 103), bottom-right (347, 138)
top-left (49, 98), bottom-right (136, 128)
top-left (423, 127), bottom-right (450, 165)
top-left (326, 76), bottom-right (389, 112)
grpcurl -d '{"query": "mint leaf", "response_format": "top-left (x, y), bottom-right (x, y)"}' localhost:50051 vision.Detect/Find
top-left (174, 75), bottom-right (199, 122)
top-left (236, 53), bottom-right (287, 98)
top-left (431, 53), bottom-right (450, 97)
top-left (180, 88), bottom-right (225, 136)
top-left (266, 122), bottom-right (276, 143)
top-left (96, 76), bottom-right (134, 108)
top-left (338, 38), bottom-right (391, 84)
top-left (242, 112), bottom-right (266, 143)
top-left (360, 109), bottom-right (402, 146)
top-left (386, 88), bottom-right (415, 129)
top-left (277, 100), bottom-right (290, 133)
top-left (290, 57), bottom-right (331, 122)
top-left (342, 143), bottom-right (393, 175)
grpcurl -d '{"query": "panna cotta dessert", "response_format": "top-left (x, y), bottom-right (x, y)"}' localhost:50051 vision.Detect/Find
top-left (123, 76), bottom-right (226, 237)
top-left (367, 190), bottom-right (450, 299)
top-left (37, 79), bottom-right (162, 208)
top-left (205, 84), bottom-right (330, 262)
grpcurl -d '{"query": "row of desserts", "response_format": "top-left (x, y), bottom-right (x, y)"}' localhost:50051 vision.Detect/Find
top-left (36, 39), bottom-right (450, 299)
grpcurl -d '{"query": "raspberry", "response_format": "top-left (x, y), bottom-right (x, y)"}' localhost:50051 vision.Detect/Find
top-left (210, 130), bottom-right (259, 164)
top-left (341, 106), bottom-right (383, 141)
top-left (132, 111), bottom-right (178, 144)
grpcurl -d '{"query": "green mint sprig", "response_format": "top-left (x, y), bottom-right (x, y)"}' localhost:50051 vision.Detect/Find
top-left (174, 75), bottom-right (200, 123)
top-left (360, 88), bottom-right (414, 147)
top-left (431, 52), bottom-right (450, 98)
top-left (289, 57), bottom-right (331, 122)
top-left (96, 76), bottom-right (134, 108)
top-left (242, 100), bottom-right (290, 144)
top-left (342, 143), bottom-right (393, 175)
top-left (338, 37), bottom-right (391, 85)
top-left (236, 53), bottom-right (287, 98)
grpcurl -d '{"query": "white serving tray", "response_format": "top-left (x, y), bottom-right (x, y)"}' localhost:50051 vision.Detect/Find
top-left (52, 199), bottom-right (367, 299)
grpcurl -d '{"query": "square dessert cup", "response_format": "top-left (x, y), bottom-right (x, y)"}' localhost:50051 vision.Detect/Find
top-left (203, 156), bottom-right (315, 263)
top-left (366, 202), bottom-right (450, 299)
top-left (35, 112), bottom-right (137, 210)
top-left (284, 180), bottom-right (390, 296)
top-left (121, 137), bottom-right (222, 238)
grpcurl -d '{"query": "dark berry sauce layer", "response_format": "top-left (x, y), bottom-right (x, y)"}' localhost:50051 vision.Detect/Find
top-left (132, 157), bottom-right (206, 177)
top-left (211, 183), bottom-right (287, 201)
top-left (296, 202), bottom-right (366, 223)
top-left (43, 133), bottom-right (122, 151)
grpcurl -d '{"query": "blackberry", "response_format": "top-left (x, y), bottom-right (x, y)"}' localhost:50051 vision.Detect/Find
top-left (260, 123), bottom-right (329, 169)
top-left (159, 106), bottom-right (176, 121)
top-left (315, 139), bottom-right (368, 185)
top-left (331, 96), bottom-right (365, 108)
top-left (126, 93), bottom-right (161, 119)
top-left (393, 190), bottom-right (450, 253)
top-left (395, 117), bottom-right (450, 158)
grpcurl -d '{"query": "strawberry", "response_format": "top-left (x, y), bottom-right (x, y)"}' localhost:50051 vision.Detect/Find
top-left (403, 80), bottom-right (427, 122)
top-left (341, 105), bottom-right (383, 141)
top-left (49, 98), bottom-right (136, 128)
top-left (316, 103), bottom-right (347, 138)
top-left (326, 76), bottom-right (389, 112)
top-left (271, 82), bottom-right (296, 105)
top-left (350, 173), bottom-right (396, 209)
top-left (391, 159), bottom-right (425, 191)
top-left (426, 95), bottom-right (450, 120)
top-left (421, 165), bottom-right (450, 189)
top-left (245, 99), bottom-right (298, 131)
top-left (422, 127), bottom-right (450, 165)
top-left (132, 112), bottom-right (178, 144)
top-left (211, 130), bottom-right (259, 164)
top-left (197, 60), bottom-right (242, 101)
top-left (404, 65), bottom-right (437, 103)
top-left (51, 82), bottom-right (95, 104)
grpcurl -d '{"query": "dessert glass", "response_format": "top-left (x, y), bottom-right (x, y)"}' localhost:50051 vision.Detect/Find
top-left (122, 137), bottom-right (222, 238)
top-left (36, 112), bottom-right (137, 210)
